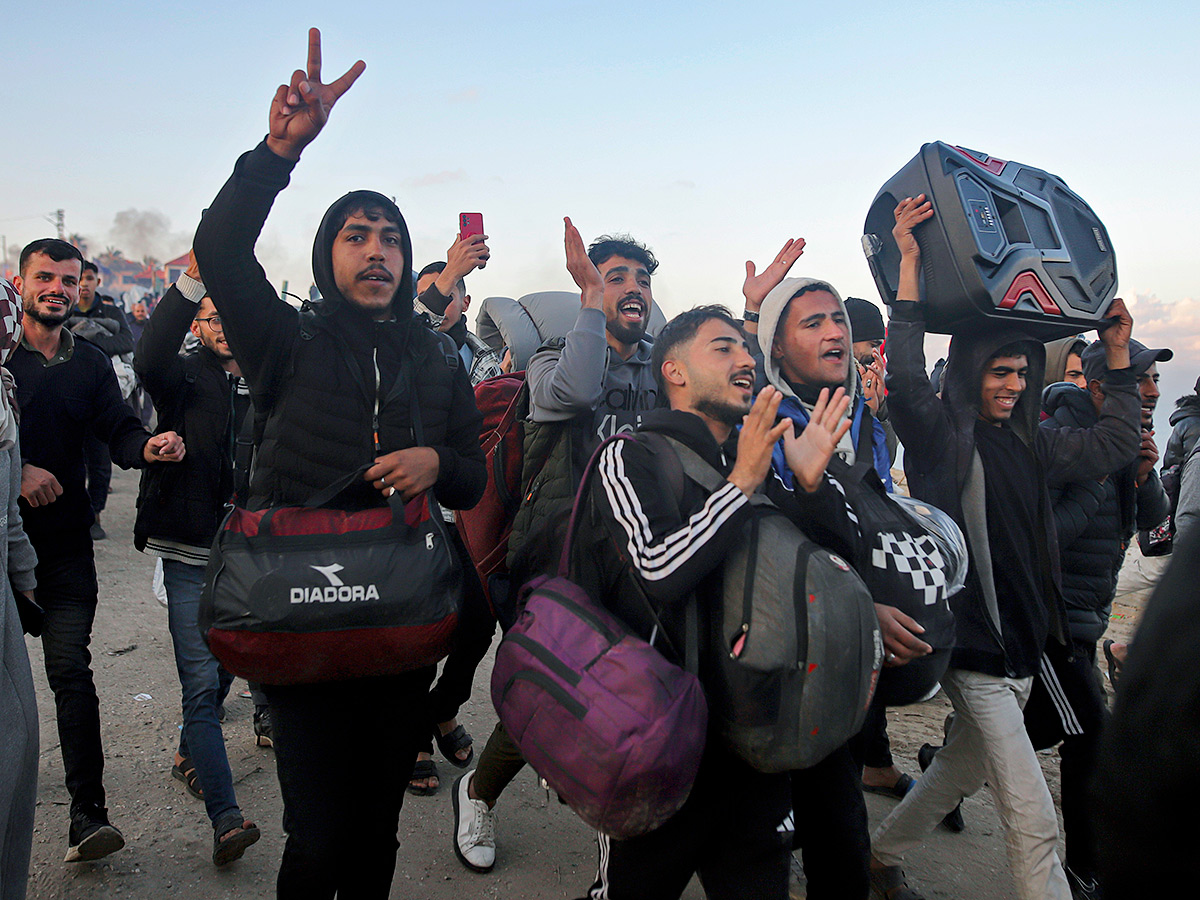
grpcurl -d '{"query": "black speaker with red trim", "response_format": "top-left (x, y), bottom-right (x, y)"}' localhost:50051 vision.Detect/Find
top-left (863, 142), bottom-right (1117, 337)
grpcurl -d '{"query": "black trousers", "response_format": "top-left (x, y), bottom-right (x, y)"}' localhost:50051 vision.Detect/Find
top-left (584, 743), bottom-right (792, 900)
top-left (263, 669), bottom-right (434, 899)
top-left (419, 539), bottom-right (496, 754)
top-left (850, 699), bottom-right (894, 770)
top-left (792, 743), bottom-right (871, 900)
top-left (1024, 637), bottom-right (1108, 882)
top-left (36, 547), bottom-right (106, 814)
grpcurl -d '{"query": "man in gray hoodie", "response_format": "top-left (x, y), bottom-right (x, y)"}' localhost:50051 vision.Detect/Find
top-left (453, 220), bottom-right (662, 873)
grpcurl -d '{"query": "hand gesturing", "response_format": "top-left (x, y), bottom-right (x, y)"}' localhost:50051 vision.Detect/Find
top-left (267, 28), bottom-right (366, 161)
top-left (743, 238), bottom-right (806, 311)
top-left (781, 387), bottom-right (852, 492)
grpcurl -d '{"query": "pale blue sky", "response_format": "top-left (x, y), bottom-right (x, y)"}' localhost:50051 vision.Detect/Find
top-left (4, 0), bottom-right (1199, 421)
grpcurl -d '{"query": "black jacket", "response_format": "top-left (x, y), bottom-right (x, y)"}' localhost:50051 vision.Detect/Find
top-left (68, 299), bottom-right (134, 358)
top-left (1041, 382), bottom-right (1170, 643)
top-left (9, 331), bottom-right (150, 552)
top-left (584, 409), bottom-right (852, 666)
top-left (133, 283), bottom-right (252, 550)
top-left (886, 304), bottom-right (1141, 677)
top-left (193, 142), bottom-right (485, 512)
top-left (1165, 395), bottom-right (1200, 471)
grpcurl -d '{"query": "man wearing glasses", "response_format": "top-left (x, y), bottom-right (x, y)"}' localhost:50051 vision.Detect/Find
top-left (132, 253), bottom-right (262, 866)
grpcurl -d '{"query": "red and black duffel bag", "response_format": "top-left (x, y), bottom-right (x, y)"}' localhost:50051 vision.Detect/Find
top-left (199, 470), bottom-right (462, 685)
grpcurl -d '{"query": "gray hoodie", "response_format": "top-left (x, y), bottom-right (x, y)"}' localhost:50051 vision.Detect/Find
top-left (526, 307), bottom-right (657, 441)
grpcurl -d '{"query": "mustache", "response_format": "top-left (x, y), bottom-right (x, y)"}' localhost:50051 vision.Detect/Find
top-left (356, 266), bottom-right (393, 281)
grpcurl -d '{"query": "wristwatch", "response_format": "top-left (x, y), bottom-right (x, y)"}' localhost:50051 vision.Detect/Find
top-left (743, 309), bottom-right (760, 323)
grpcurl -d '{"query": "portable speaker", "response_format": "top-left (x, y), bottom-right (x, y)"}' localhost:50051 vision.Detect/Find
top-left (862, 142), bottom-right (1117, 338)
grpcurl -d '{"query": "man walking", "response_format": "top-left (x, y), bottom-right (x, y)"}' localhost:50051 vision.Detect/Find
top-left (11, 238), bottom-right (185, 862)
top-left (133, 252), bottom-right (262, 866)
top-left (193, 29), bottom-right (485, 897)
top-left (869, 196), bottom-right (1140, 900)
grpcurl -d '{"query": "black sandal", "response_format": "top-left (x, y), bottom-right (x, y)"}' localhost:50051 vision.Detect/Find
top-left (407, 757), bottom-right (440, 796)
top-left (172, 754), bottom-right (203, 800)
top-left (212, 812), bottom-right (260, 866)
top-left (434, 723), bottom-right (474, 769)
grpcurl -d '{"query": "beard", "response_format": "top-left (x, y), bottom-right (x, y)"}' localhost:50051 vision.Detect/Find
top-left (606, 316), bottom-right (647, 347)
top-left (694, 396), bottom-right (751, 429)
top-left (24, 304), bottom-right (71, 327)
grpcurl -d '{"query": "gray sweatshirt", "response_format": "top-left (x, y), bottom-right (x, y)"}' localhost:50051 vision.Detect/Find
top-left (526, 307), bottom-right (657, 440)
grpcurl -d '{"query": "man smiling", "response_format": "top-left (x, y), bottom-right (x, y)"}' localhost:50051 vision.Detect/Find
top-left (10, 238), bottom-right (185, 864)
top-left (869, 196), bottom-right (1140, 900)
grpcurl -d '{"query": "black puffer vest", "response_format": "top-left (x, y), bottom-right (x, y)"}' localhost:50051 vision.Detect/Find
top-left (135, 350), bottom-right (250, 549)
top-left (249, 307), bottom-right (476, 511)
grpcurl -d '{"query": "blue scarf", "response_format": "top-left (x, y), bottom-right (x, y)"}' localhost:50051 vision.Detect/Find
top-left (769, 393), bottom-right (894, 492)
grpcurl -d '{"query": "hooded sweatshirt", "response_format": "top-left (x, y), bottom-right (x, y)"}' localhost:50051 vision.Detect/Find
top-left (885, 302), bottom-right (1141, 676)
top-left (193, 142), bottom-right (485, 512)
top-left (755, 276), bottom-right (892, 490)
top-left (1042, 335), bottom-right (1088, 388)
top-left (1165, 394), bottom-right (1200, 471)
top-left (1040, 381), bottom-right (1168, 643)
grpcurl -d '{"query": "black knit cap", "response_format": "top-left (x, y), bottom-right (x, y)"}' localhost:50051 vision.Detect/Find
top-left (844, 297), bottom-right (885, 343)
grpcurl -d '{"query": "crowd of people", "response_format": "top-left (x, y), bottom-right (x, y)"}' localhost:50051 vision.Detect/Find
top-left (2, 29), bottom-right (1199, 900)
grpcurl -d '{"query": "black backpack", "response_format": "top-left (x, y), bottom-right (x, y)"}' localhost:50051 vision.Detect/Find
top-left (653, 434), bottom-right (881, 773)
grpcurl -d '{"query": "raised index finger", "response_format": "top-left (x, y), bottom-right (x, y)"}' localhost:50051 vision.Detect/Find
top-left (307, 27), bottom-right (322, 83)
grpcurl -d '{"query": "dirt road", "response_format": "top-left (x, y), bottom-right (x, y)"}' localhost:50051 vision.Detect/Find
top-left (22, 468), bottom-right (1137, 899)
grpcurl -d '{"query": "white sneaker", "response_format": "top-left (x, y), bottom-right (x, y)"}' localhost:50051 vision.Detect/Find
top-left (452, 770), bottom-right (495, 872)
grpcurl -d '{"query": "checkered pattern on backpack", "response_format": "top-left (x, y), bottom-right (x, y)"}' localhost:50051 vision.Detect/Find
top-left (872, 532), bottom-right (947, 605)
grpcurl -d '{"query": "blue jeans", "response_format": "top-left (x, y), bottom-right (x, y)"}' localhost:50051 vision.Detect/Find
top-left (162, 558), bottom-right (239, 826)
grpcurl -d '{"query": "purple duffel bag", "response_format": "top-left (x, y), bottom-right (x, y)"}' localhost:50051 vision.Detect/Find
top-left (491, 435), bottom-right (707, 839)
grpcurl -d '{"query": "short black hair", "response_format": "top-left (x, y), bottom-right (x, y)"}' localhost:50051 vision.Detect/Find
top-left (991, 341), bottom-right (1033, 362)
top-left (651, 305), bottom-right (745, 395)
top-left (587, 234), bottom-right (658, 276)
top-left (19, 238), bottom-right (84, 275)
top-left (82, 260), bottom-right (99, 276)
top-left (779, 280), bottom-right (837, 325)
top-left (416, 261), bottom-right (465, 296)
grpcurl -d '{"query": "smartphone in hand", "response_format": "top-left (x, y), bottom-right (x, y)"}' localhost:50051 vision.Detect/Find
top-left (459, 212), bottom-right (484, 241)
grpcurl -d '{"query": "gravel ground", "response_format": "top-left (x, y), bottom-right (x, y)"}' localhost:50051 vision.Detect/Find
top-left (21, 467), bottom-right (1141, 899)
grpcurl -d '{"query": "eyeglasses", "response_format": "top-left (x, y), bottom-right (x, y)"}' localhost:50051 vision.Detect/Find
top-left (195, 315), bottom-right (224, 331)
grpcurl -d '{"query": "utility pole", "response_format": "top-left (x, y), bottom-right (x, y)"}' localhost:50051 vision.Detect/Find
top-left (54, 209), bottom-right (65, 239)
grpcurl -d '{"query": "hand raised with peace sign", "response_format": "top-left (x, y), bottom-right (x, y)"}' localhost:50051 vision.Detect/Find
top-left (266, 28), bottom-right (366, 162)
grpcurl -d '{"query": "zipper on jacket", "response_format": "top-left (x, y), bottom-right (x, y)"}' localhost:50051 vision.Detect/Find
top-left (372, 346), bottom-right (381, 453)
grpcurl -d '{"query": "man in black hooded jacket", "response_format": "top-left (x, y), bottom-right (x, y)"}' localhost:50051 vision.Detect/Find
top-left (193, 29), bottom-right (485, 899)
top-left (868, 196), bottom-right (1140, 900)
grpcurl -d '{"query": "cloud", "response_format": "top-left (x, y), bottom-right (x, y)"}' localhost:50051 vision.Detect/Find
top-left (1127, 294), bottom-right (1200, 359)
top-left (402, 169), bottom-right (469, 188)
top-left (671, 179), bottom-right (697, 189)
top-left (448, 88), bottom-right (480, 104)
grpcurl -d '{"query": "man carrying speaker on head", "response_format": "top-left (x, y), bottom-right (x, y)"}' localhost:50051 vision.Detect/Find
top-left (868, 195), bottom-right (1141, 900)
